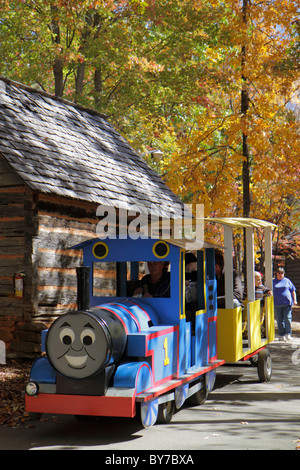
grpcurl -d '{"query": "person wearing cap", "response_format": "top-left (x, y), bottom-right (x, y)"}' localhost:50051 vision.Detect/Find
top-left (185, 252), bottom-right (198, 333)
top-left (185, 252), bottom-right (198, 303)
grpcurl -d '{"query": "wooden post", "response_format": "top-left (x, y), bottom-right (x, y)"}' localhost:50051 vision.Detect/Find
top-left (224, 225), bottom-right (234, 309)
top-left (245, 227), bottom-right (255, 301)
top-left (264, 226), bottom-right (273, 289)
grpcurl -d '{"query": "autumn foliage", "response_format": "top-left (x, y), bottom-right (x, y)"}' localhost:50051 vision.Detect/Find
top-left (0, 0), bottom-right (299, 252)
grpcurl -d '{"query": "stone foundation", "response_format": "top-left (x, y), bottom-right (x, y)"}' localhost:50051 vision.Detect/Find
top-left (0, 317), bottom-right (48, 358)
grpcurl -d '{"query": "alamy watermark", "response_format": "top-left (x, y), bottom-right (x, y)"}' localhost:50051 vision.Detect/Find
top-left (96, 203), bottom-right (204, 245)
top-left (292, 341), bottom-right (300, 366)
top-left (0, 81), bottom-right (6, 105)
top-left (0, 340), bottom-right (6, 364)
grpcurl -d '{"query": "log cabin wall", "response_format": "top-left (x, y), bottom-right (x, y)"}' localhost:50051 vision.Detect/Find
top-left (0, 157), bottom-right (101, 353)
top-left (285, 257), bottom-right (300, 299)
top-left (0, 157), bottom-right (37, 349)
top-left (34, 193), bottom-right (98, 323)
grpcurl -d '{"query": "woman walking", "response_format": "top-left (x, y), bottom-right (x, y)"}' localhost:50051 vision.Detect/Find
top-left (273, 267), bottom-right (297, 341)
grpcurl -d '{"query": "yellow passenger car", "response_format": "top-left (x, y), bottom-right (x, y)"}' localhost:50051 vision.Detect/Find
top-left (207, 218), bottom-right (276, 382)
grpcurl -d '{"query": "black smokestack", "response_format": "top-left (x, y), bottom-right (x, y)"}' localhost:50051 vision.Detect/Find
top-left (76, 266), bottom-right (90, 310)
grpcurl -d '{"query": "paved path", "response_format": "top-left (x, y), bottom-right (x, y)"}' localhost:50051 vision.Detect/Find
top-left (1, 332), bottom-right (299, 451)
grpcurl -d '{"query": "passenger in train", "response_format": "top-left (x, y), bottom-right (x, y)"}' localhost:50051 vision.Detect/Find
top-left (255, 271), bottom-right (272, 301)
top-left (133, 261), bottom-right (170, 297)
top-left (215, 251), bottom-right (243, 308)
top-left (185, 252), bottom-right (198, 303)
top-left (185, 252), bottom-right (198, 332)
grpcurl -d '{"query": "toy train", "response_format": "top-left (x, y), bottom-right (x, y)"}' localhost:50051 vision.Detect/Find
top-left (25, 218), bottom-right (275, 427)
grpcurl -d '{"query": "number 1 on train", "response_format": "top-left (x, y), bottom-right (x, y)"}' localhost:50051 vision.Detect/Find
top-left (164, 337), bottom-right (170, 366)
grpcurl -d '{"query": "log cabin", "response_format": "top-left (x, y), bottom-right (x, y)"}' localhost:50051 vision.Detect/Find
top-left (0, 77), bottom-right (185, 356)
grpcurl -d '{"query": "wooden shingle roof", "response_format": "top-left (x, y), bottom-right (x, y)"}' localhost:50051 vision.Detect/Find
top-left (0, 77), bottom-right (184, 218)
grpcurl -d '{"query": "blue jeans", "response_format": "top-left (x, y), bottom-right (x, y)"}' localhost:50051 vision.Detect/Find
top-left (274, 305), bottom-right (293, 336)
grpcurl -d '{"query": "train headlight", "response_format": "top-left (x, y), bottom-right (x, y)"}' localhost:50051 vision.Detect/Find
top-left (25, 381), bottom-right (39, 396)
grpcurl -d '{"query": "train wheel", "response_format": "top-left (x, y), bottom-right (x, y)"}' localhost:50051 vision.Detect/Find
top-left (157, 400), bottom-right (175, 424)
top-left (249, 354), bottom-right (258, 367)
top-left (187, 378), bottom-right (208, 406)
top-left (29, 412), bottom-right (42, 420)
top-left (139, 399), bottom-right (159, 427)
top-left (257, 349), bottom-right (272, 382)
top-left (175, 384), bottom-right (189, 409)
top-left (206, 369), bottom-right (216, 392)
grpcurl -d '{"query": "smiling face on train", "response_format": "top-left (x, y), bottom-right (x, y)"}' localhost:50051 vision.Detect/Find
top-left (46, 312), bottom-right (108, 379)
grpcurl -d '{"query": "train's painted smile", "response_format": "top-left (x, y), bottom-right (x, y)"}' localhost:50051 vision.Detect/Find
top-left (65, 354), bottom-right (88, 368)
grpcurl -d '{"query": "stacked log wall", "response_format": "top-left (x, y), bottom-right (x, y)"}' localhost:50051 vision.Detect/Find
top-left (0, 157), bottom-right (37, 350)
top-left (34, 193), bottom-right (99, 323)
top-left (285, 258), bottom-right (300, 298)
top-left (0, 157), bottom-right (101, 354)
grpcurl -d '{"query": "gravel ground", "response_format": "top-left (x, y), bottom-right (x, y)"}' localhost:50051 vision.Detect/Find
top-left (0, 359), bottom-right (32, 428)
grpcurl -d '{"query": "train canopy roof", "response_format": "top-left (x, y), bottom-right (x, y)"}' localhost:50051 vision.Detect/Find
top-left (73, 236), bottom-right (219, 252)
top-left (204, 217), bottom-right (276, 229)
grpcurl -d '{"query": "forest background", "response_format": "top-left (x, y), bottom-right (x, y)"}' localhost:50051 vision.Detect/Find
top-left (0, 0), bottom-right (299, 262)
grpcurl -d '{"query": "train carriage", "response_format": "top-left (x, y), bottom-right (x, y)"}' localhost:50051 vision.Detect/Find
top-left (209, 218), bottom-right (275, 381)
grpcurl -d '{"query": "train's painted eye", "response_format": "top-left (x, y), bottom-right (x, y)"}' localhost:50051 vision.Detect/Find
top-left (80, 329), bottom-right (96, 346)
top-left (59, 328), bottom-right (75, 345)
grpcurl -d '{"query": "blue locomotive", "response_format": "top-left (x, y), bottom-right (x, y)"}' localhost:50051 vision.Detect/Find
top-left (25, 235), bottom-right (224, 426)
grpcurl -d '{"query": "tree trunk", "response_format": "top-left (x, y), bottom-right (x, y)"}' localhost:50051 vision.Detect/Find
top-left (242, 127), bottom-right (250, 218)
top-left (75, 11), bottom-right (102, 105)
top-left (53, 58), bottom-right (64, 97)
top-left (241, 0), bottom-right (251, 218)
top-left (75, 62), bottom-right (86, 103)
top-left (51, 5), bottom-right (64, 97)
top-left (94, 68), bottom-right (102, 108)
